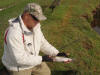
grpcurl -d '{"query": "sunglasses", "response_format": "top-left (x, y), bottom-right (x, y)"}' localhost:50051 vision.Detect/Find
top-left (29, 14), bottom-right (39, 22)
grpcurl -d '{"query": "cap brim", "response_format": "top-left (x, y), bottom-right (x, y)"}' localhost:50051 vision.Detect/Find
top-left (30, 12), bottom-right (47, 21)
top-left (37, 14), bottom-right (47, 21)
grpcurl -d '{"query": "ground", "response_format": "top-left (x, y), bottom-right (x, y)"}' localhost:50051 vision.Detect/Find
top-left (0, 0), bottom-right (100, 75)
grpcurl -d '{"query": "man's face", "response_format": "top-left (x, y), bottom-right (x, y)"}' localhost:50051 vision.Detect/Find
top-left (23, 12), bottom-right (39, 30)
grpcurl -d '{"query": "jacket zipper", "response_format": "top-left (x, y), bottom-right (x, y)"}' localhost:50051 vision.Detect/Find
top-left (33, 31), bottom-right (36, 56)
top-left (17, 66), bottom-right (19, 72)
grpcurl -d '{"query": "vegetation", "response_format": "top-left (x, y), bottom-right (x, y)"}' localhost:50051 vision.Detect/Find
top-left (0, 0), bottom-right (100, 75)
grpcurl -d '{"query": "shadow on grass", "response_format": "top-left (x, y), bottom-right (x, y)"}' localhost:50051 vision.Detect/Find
top-left (0, 67), bottom-right (9, 75)
top-left (52, 70), bottom-right (81, 75)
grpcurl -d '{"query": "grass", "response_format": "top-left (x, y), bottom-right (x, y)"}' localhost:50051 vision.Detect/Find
top-left (0, 0), bottom-right (100, 75)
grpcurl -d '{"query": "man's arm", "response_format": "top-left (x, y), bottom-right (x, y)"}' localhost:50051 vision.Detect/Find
top-left (7, 30), bottom-right (42, 66)
top-left (40, 31), bottom-right (59, 56)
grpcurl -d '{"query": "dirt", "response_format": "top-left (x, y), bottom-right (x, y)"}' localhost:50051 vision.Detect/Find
top-left (91, 4), bottom-right (100, 28)
top-left (88, 4), bottom-right (100, 35)
top-left (81, 4), bottom-right (100, 35)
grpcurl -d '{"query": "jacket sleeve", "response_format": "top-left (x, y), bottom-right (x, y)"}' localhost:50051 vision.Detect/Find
top-left (7, 31), bottom-right (42, 66)
top-left (40, 32), bottom-right (59, 56)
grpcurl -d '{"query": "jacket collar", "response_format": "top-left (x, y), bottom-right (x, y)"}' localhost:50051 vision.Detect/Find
top-left (19, 15), bottom-right (40, 34)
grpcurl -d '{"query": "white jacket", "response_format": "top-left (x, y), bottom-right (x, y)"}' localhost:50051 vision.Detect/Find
top-left (2, 15), bottom-right (59, 71)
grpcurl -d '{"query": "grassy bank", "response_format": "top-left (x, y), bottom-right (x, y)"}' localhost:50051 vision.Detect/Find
top-left (0, 0), bottom-right (100, 75)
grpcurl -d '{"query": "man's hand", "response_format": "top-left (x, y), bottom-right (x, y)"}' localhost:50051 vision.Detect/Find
top-left (42, 55), bottom-right (53, 62)
top-left (57, 52), bottom-right (69, 57)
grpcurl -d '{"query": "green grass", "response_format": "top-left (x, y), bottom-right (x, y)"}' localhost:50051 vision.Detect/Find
top-left (0, 0), bottom-right (100, 75)
top-left (0, 0), bottom-right (27, 8)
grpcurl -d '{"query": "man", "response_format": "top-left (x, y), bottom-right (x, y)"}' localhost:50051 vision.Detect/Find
top-left (2, 3), bottom-right (71, 75)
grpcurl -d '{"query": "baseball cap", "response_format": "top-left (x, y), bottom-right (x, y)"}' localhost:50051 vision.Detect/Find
top-left (24, 3), bottom-right (47, 21)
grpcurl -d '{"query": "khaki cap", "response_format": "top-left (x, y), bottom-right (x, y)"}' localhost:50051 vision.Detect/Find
top-left (24, 3), bottom-right (47, 21)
